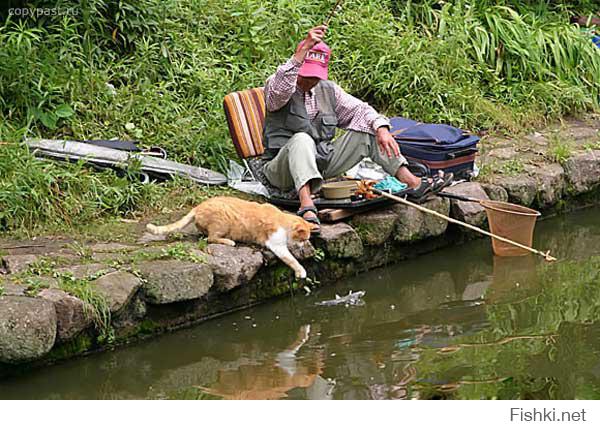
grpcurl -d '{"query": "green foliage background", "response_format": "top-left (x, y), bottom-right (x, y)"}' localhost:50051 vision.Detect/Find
top-left (0, 0), bottom-right (599, 232)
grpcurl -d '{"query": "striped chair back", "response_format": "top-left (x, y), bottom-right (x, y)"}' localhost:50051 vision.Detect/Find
top-left (223, 87), bottom-right (266, 159)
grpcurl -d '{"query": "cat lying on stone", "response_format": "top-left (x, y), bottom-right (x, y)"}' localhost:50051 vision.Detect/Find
top-left (146, 196), bottom-right (316, 279)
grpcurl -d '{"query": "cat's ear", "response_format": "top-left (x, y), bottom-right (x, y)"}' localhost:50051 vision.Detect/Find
top-left (292, 221), bottom-right (311, 240)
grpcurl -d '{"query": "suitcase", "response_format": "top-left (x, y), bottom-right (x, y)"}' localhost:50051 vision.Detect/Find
top-left (390, 117), bottom-right (479, 180)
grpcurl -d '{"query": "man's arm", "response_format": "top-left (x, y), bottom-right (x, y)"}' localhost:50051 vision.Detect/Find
top-left (265, 57), bottom-right (303, 112)
top-left (334, 85), bottom-right (400, 157)
top-left (334, 85), bottom-right (390, 133)
top-left (265, 25), bottom-right (328, 112)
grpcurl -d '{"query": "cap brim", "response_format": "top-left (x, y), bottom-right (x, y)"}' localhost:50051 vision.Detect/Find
top-left (298, 63), bottom-right (328, 80)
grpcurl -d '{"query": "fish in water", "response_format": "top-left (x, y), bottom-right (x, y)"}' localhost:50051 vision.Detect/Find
top-left (315, 290), bottom-right (366, 307)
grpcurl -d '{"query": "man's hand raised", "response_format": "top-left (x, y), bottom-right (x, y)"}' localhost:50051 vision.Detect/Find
top-left (294, 25), bottom-right (327, 62)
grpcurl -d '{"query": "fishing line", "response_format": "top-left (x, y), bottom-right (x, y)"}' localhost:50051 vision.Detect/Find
top-left (324, 0), bottom-right (344, 26)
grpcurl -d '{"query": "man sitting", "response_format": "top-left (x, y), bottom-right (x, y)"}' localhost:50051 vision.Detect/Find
top-left (262, 25), bottom-right (451, 231)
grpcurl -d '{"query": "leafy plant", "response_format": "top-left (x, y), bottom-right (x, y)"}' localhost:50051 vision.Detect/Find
top-left (57, 274), bottom-right (115, 344)
top-left (313, 248), bottom-right (325, 262)
top-left (548, 138), bottom-right (573, 164)
top-left (501, 159), bottom-right (525, 175)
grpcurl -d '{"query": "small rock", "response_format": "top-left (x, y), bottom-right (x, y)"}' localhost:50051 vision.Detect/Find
top-left (1, 254), bottom-right (39, 274)
top-left (462, 280), bottom-right (492, 301)
top-left (446, 182), bottom-right (489, 227)
top-left (93, 271), bottom-right (142, 313)
top-left (288, 240), bottom-right (316, 260)
top-left (91, 252), bottom-right (127, 264)
top-left (1, 283), bottom-right (27, 296)
top-left (38, 288), bottom-right (93, 343)
top-left (138, 260), bottom-right (213, 304)
top-left (206, 244), bottom-right (264, 291)
top-left (481, 184), bottom-right (508, 202)
top-left (487, 146), bottom-right (518, 160)
top-left (129, 296), bottom-right (147, 320)
top-left (350, 209), bottom-right (398, 246)
top-left (0, 296), bottom-right (57, 363)
top-left (314, 223), bottom-right (363, 259)
top-left (560, 126), bottom-right (599, 142)
top-left (136, 232), bottom-right (167, 245)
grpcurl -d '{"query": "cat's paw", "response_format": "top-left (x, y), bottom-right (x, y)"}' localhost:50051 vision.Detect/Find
top-left (295, 267), bottom-right (307, 279)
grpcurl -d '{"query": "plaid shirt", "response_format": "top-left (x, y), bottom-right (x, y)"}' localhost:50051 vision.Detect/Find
top-left (265, 56), bottom-right (391, 134)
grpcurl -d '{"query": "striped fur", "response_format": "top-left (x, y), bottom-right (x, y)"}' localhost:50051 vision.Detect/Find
top-left (223, 87), bottom-right (266, 159)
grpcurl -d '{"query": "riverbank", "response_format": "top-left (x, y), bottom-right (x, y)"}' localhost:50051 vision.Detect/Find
top-left (1, 115), bottom-right (600, 376)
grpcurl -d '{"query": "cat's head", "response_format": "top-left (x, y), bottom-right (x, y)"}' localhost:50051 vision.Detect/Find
top-left (291, 218), bottom-right (315, 241)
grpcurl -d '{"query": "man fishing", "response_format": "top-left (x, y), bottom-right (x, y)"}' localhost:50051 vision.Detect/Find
top-left (262, 25), bottom-right (452, 231)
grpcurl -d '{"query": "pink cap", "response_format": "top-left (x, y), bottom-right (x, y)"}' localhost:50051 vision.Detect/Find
top-left (297, 41), bottom-right (331, 80)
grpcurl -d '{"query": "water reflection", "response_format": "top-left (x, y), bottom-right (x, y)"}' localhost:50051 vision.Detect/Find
top-left (200, 325), bottom-right (332, 400)
top-left (0, 208), bottom-right (599, 399)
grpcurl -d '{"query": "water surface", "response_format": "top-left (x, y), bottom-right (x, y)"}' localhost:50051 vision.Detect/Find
top-left (1, 208), bottom-right (599, 399)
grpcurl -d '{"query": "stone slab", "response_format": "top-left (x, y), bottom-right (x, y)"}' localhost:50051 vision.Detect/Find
top-left (481, 184), bottom-right (508, 202)
top-left (137, 260), bottom-right (213, 304)
top-left (0, 296), bottom-right (57, 363)
top-left (563, 150), bottom-right (600, 194)
top-left (350, 209), bottom-right (398, 246)
top-left (446, 182), bottom-right (489, 227)
top-left (392, 196), bottom-right (449, 242)
top-left (93, 271), bottom-right (142, 313)
top-left (314, 223), bottom-right (363, 259)
top-left (494, 174), bottom-right (537, 206)
top-left (206, 244), bottom-right (264, 291)
top-left (38, 288), bottom-right (93, 343)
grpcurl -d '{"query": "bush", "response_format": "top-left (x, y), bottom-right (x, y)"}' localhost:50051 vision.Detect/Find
top-left (0, 0), bottom-right (599, 233)
top-left (1, 0), bottom-right (599, 167)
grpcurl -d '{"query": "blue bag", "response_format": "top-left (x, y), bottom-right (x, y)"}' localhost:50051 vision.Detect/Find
top-left (390, 117), bottom-right (479, 179)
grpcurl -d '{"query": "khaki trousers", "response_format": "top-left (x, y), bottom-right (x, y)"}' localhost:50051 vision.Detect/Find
top-left (264, 131), bottom-right (408, 192)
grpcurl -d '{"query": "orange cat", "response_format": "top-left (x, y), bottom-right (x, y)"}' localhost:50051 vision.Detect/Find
top-left (146, 196), bottom-right (315, 278)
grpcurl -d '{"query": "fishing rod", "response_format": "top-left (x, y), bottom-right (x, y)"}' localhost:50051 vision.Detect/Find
top-left (324, 0), bottom-right (344, 26)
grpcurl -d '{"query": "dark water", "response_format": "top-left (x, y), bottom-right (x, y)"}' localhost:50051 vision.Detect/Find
top-left (1, 208), bottom-right (600, 400)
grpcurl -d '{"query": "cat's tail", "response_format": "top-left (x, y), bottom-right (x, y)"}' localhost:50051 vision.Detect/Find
top-left (146, 209), bottom-right (196, 236)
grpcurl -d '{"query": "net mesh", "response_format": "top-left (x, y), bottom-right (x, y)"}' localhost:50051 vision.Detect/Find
top-left (480, 201), bottom-right (541, 257)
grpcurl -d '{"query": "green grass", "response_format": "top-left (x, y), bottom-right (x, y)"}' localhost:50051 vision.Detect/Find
top-left (10, 257), bottom-right (117, 344)
top-left (548, 137), bottom-right (574, 164)
top-left (0, 141), bottom-right (241, 237)
top-left (1, 0), bottom-right (599, 235)
top-left (132, 242), bottom-right (206, 264)
top-left (500, 159), bottom-right (525, 175)
top-left (57, 274), bottom-right (115, 344)
top-left (583, 141), bottom-right (600, 151)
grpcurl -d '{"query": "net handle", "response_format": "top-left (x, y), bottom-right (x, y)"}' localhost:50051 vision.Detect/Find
top-left (373, 189), bottom-right (557, 262)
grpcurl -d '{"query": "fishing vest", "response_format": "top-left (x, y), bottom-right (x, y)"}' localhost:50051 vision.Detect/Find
top-left (263, 80), bottom-right (338, 164)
